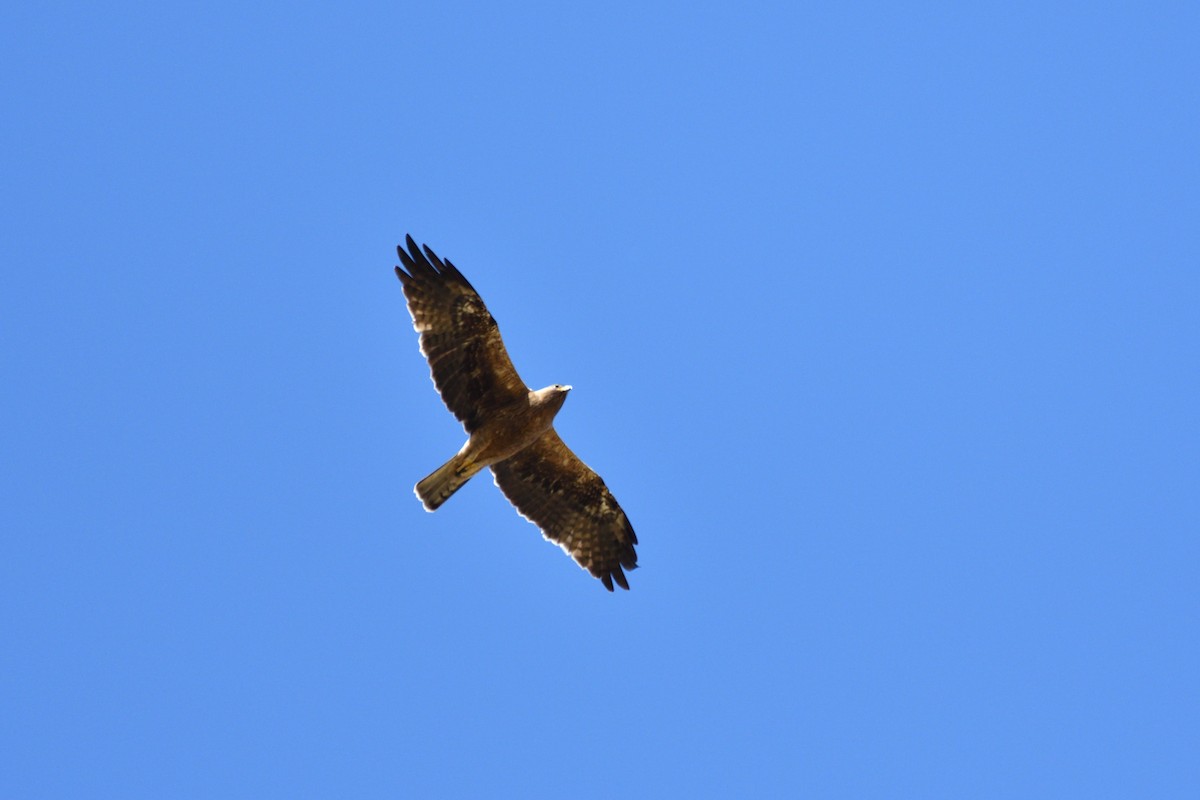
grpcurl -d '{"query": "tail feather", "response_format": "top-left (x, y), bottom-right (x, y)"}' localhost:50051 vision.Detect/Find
top-left (415, 453), bottom-right (483, 511)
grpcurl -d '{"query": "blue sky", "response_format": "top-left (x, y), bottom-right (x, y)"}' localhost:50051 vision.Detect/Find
top-left (3, 1), bottom-right (1197, 796)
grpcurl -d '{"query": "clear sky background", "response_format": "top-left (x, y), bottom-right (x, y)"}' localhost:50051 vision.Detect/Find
top-left (3, 2), bottom-right (1197, 797)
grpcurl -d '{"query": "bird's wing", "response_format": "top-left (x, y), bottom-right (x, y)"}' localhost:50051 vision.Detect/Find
top-left (395, 235), bottom-right (529, 432)
top-left (491, 429), bottom-right (638, 591)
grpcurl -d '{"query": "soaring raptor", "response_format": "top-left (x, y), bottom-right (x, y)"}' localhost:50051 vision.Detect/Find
top-left (394, 236), bottom-right (639, 591)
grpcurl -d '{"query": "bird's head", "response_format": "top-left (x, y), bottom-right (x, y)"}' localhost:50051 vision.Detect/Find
top-left (533, 384), bottom-right (572, 412)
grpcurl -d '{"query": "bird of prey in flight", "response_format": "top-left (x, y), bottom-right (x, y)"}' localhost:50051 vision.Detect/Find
top-left (394, 236), bottom-right (639, 591)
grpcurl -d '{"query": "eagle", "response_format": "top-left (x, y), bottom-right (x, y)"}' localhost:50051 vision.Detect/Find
top-left (394, 235), bottom-right (639, 591)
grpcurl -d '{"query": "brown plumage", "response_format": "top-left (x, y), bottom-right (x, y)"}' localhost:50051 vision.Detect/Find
top-left (394, 235), bottom-right (639, 591)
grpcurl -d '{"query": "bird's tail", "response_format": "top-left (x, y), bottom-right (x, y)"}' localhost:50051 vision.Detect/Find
top-left (415, 452), bottom-right (484, 511)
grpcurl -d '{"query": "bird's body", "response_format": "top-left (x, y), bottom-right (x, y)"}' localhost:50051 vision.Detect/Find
top-left (394, 236), bottom-right (639, 591)
top-left (414, 385), bottom-right (568, 511)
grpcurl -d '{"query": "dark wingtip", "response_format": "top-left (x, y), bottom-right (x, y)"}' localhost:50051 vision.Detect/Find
top-left (400, 234), bottom-right (439, 277)
top-left (442, 257), bottom-right (478, 292)
top-left (600, 572), bottom-right (615, 591)
top-left (396, 242), bottom-right (416, 273)
top-left (612, 566), bottom-right (630, 590)
top-left (422, 243), bottom-right (446, 272)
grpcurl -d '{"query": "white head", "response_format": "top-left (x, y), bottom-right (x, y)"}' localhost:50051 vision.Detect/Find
top-left (532, 384), bottom-right (572, 411)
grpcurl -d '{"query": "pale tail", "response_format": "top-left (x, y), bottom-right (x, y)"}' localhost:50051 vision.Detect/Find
top-left (415, 453), bottom-right (484, 511)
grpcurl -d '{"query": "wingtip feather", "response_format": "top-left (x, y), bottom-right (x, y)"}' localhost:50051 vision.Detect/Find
top-left (422, 244), bottom-right (446, 272)
top-left (612, 566), bottom-right (630, 590)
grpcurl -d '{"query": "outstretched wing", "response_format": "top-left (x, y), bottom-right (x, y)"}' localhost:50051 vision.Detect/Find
top-left (395, 235), bottom-right (528, 432)
top-left (491, 429), bottom-right (639, 591)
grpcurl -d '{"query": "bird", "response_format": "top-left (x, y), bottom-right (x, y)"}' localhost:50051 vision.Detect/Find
top-left (394, 235), bottom-right (639, 591)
